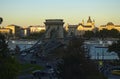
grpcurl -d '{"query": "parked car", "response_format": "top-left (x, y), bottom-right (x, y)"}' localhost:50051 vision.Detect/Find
top-left (32, 70), bottom-right (47, 77)
top-left (111, 70), bottom-right (120, 76)
top-left (21, 52), bottom-right (27, 56)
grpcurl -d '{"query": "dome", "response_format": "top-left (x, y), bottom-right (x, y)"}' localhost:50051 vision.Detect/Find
top-left (107, 22), bottom-right (114, 26)
top-left (87, 16), bottom-right (92, 23)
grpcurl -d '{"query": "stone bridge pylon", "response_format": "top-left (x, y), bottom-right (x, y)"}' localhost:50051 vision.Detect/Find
top-left (44, 19), bottom-right (64, 39)
top-left (20, 19), bottom-right (65, 55)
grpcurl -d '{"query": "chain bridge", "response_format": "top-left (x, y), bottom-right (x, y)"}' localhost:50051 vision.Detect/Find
top-left (21, 19), bottom-right (66, 57)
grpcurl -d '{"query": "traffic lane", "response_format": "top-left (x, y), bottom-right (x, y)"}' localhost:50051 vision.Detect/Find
top-left (18, 74), bottom-right (33, 79)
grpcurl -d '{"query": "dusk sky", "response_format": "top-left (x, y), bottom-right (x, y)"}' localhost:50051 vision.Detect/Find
top-left (0, 0), bottom-right (120, 27)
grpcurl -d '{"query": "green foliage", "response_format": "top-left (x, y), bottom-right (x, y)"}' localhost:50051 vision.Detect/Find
top-left (0, 33), bottom-right (9, 57)
top-left (19, 63), bottom-right (43, 75)
top-left (0, 33), bottom-right (20, 79)
top-left (83, 31), bottom-right (94, 39)
top-left (83, 29), bottom-right (119, 39)
top-left (0, 57), bottom-right (20, 79)
top-left (56, 37), bottom-right (106, 79)
top-left (99, 29), bottom-right (119, 38)
top-left (108, 39), bottom-right (120, 59)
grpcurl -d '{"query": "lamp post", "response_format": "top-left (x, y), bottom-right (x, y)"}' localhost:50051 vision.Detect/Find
top-left (0, 17), bottom-right (3, 28)
top-left (0, 17), bottom-right (3, 24)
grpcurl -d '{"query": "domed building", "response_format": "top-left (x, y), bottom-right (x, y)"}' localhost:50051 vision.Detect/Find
top-left (107, 22), bottom-right (114, 26)
top-left (76, 16), bottom-right (95, 36)
top-left (66, 16), bottom-right (95, 36)
top-left (99, 22), bottom-right (120, 31)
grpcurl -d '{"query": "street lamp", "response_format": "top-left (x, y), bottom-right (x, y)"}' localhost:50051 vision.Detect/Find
top-left (0, 17), bottom-right (3, 24)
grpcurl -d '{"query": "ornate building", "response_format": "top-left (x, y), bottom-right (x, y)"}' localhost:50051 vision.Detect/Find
top-left (67, 16), bottom-right (95, 36)
top-left (99, 22), bottom-right (120, 31)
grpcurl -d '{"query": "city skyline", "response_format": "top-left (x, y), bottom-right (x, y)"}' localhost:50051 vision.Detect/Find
top-left (0, 0), bottom-right (120, 27)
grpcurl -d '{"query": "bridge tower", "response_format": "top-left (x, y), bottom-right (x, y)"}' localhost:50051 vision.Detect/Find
top-left (44, 19), bottom-right (64, 39)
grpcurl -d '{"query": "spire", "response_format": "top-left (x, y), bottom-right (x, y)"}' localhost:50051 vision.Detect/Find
top-left (82, 19), bottom-right (84, 25)
top-left (87, 16), bottom-right (92, 23)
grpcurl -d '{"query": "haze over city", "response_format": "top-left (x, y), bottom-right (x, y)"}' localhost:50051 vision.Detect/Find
top-left (0, 0), bottom-right (120, 27)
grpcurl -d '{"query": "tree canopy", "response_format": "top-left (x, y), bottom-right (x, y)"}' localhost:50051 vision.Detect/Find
top-left (108, 39), bottom-right (120, 59)
top-left (56, 37), bottom-right (106, 79)
top-left (0, 33), bottom-right (20, 79)
top-left (83, 29), bottom-right (120, 39)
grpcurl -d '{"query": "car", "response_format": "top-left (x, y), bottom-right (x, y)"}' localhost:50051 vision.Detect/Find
top-left (32, 70), bottom-right (47, 77)
top-left (111, 70), bottom-right (120, 76)
top-left (48, 68), bottom-right (54, 74)
top-left (21, 53), bottom-right (27, 56)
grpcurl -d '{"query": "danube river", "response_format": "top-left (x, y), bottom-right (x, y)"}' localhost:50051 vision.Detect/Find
top-left (8, 40), bottom-right (119, 60)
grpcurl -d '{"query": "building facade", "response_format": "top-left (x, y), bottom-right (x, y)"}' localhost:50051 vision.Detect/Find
top-left (67, 16), bottom-right (95, 36)
top-left (0, 28), bottom-right (12, 35)
top-left (20, 27), bottom-right (30, 37)
top-left (5, 24), bottom-right (21, 38)
top-left (29, 25), bottom-right (46, 33)
top-left (99, 22), bottom-right (120, 31)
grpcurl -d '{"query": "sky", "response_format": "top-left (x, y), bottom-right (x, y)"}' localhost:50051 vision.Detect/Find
top-left (0, 0), bottom-right (120, 27)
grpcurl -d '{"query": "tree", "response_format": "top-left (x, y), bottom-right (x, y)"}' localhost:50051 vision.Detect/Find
top-left (0, 33), bottom-right (9, 57)
top-left (15, 45), bottom-right (20, 54)
top-left (97, 29), bottom-right (119, 38)
top-left (99, 29), bottom-right (109, 39)
top-left (0, 33), bottom-right (20, 79)
top-left (83, 31), bottom-right (94, 39)
top-left (109, 29), bottom-right (119, 38)
top-left (108, 39), bottom-right (120, 59)
top-left (56, 37), bottom-right (106, 79)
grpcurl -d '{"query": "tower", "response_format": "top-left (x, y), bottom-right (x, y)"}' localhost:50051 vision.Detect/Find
top-left (92, 19), bottom-right (95, 25)
top-left (44, 19), bottom-right (64, 39)
top-left (81, 19), bottom-right (84, 25)
top-left (87, 16), bottom-right (92, 26)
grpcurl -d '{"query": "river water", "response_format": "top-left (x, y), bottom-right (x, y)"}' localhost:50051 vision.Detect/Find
top-left (8, 40), bottom-right (119, 60)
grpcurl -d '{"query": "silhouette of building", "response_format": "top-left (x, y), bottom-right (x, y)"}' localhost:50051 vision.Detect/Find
top-left (99, 22), bottom-right (120, 31)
